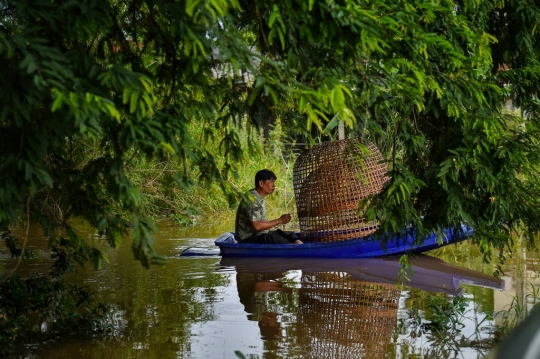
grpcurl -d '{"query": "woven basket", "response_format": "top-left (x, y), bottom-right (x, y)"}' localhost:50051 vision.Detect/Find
top-left (293, 139), bottom-right (388, 242)
top-left (297, 272), bottom-right (400, 358)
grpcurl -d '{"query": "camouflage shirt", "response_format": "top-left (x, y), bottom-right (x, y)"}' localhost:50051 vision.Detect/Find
top-left (235, 188), bottom-right (268, 241)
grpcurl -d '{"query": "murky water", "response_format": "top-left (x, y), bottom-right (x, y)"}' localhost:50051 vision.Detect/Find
top-left (1, 220), bottom-right (535, 359)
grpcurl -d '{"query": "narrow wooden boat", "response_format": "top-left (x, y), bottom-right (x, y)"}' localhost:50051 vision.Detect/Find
top-left (213, 225), bottom-right (473, 258)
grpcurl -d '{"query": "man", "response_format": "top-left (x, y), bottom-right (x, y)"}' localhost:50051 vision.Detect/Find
top-left (235, 169), bottom-right (303, 244)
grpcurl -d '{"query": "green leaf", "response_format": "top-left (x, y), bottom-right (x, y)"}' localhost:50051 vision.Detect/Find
top-left (160, 142), bottom-right (176, 154)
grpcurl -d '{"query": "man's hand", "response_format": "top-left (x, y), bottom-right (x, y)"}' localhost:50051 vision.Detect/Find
top-left (277, 213), bottom-right (291, 225)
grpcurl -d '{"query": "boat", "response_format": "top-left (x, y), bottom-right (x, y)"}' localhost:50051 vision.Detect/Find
top-left (213, 224), bottom-right (473, 258)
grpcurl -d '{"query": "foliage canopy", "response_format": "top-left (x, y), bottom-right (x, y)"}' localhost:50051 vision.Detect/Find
top-left (1, 0), bottom-right (540, 268)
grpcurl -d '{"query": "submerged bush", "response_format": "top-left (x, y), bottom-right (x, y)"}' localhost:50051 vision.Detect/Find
top-left (0, 274), bottom-right (110, 357)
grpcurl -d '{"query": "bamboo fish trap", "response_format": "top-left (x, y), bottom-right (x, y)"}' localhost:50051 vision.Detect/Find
top-left (293, 139), bottom-right (388, 242)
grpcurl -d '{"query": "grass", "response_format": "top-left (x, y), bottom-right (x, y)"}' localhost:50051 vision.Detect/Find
top-left (129, 124), bottom-right (299, 224)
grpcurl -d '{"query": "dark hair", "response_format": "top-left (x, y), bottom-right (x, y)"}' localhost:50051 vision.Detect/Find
top-left (254, 169), bottom-right (277, 188)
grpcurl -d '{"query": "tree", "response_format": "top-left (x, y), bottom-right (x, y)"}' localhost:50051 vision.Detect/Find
top-left (0, 0), bottom-right (243, 270)
top-left (232, 0), bottom-right (540, 264)
top-left (2, 0), bottom-right (540, 351)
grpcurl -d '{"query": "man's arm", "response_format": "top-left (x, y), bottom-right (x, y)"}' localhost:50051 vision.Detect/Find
top-left (251, 213), bottom-right (291, 231)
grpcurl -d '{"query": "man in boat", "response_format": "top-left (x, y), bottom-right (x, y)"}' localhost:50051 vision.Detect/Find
top-left (235, 169), bottom-right (303, 244)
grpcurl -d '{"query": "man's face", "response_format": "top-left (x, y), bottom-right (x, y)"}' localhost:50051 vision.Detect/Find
top-left (259, 179), bottom-right (276, 196)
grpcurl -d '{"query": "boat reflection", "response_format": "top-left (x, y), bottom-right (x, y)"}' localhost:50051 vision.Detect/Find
top-left (221, 255), bottom-right (504, 358)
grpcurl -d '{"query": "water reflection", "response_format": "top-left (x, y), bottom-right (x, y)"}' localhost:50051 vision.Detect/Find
top-left (222, 255), bottom-right (504, 296)
top-left (1, 221), bottom-right (509, 358)
top-left (236, 272), bottom-right (291, 340)
top-left (221, 255), bottom-right (504, 358)
top-left (297, 272), bottom-right (399, 358)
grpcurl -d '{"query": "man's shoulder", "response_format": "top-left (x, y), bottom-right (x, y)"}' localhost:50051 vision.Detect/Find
top-left (243, 189), bottom-right (260, 201)
top-left (238, 189), bottom-right (256, 208)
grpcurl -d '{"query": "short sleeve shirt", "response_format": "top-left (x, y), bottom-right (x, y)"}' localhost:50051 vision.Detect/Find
top-left (235, 189), bottom-right (268, 241)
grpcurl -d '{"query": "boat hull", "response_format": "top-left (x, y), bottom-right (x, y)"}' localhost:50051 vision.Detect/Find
top-left (214, 225), bottom-right (473, 258)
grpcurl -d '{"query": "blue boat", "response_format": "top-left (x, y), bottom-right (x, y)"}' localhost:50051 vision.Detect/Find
top-left (214, 224), bottom-right (474, 258)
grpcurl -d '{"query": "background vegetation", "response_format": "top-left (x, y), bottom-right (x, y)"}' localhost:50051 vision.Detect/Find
top-left (128, 123), bottom-right (297, 223)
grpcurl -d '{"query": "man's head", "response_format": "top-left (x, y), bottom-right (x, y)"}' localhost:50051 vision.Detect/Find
top-left (254, 169), bottom-right (277, 196)
top-left (255, 169), bottom-right (277, 188)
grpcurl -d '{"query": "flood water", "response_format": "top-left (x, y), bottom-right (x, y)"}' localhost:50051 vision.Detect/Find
top-left (1, 220), bottom-right (536, 359)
